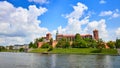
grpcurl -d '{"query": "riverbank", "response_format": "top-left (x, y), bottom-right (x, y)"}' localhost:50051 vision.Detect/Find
top-left (29, 48), bottom-right (118, 55)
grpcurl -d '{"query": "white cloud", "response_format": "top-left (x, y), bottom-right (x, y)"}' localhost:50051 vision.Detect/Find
top-left (0, 1), bottom-right (48, 45)
top-left (58, 2), bottom-right (88, 34)
top-left (99, 11), bottom-right (113, 16)
top-left (116, 28), bottom-right (120, 38)
top-left (58, 2), bottom-right (108, 41)
top-left (112, 13), bottom-right (120, 18)
top-left (99, 0), bottom-right (106, 4)
top-left (84, 19), bottom-right (108, 40)
top-left (28, 0), bottom-right (49, 4)
top-left (99, 9), bottom-right (120, 18)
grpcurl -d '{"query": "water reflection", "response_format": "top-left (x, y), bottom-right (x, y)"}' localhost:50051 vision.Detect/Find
top-left (0, 52), bottom-right (120, 68)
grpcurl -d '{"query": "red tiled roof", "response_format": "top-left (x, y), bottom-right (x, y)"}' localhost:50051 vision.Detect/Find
top-left (63, 35), bottom-right (75, 37)
top-left (57, 34), bottom-right (92, 37)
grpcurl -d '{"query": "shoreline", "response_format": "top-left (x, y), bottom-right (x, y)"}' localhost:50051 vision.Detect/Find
top-left (28, 48), bottom-right (118, 55)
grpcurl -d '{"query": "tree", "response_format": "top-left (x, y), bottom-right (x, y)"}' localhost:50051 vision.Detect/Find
top-left (38, 37), bottom-right (44, 42)
top-left (97, 39), bottom-right (105, 48)
top-left (0, 46), bottom-right (5, 51)
top-left (29, 42), bottom-right (33, 48)
top-left (50, 38), bottom-right (53, 45)
top-left (41, 43), bottom-right (50, 48)
top-left (72, 33), bottom-right (88, 48)
top-left (47, 45), bottom-right (53, 51)
top-left (107, 41), bottom-right (115, 48)
top-left (19, 48), bottom-right (24, 52)
top-left (75, 33), bottom-right (82, 42)
top-left (115, 39), bottom-right (120, 48)
top-left (56, 38), bottom-right (70, 48)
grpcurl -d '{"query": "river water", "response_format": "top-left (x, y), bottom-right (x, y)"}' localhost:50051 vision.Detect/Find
top-left (0, 52), bottom-right (120, 68)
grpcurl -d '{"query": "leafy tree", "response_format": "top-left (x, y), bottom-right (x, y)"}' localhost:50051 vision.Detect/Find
top-left (38, 37), bottom-right (44, 42)
top-left (75, 33), bottom-right (82, 42)
top-left (115, 39), bottom-right (120, 48)
top-left (56, 38), bottom-right (70, 48)
top-left (29, 42), bottom-right (33, 48)
top-left (47, 45), bottom-right (53, 51)
top-left (72, 33), bottom-right (88, 48)
top-left (107, 41), bottom-right (115, 48)
top-left (0, 46), bottom-right (6, 51)
top-left (50, 38), bottom-right (53, 45)
top-left (19, 48), bottom-right (24, 52)
top-left (97, 39), bottom-right (105, 48)
top-left (41, 43), bottom-right (50, 48)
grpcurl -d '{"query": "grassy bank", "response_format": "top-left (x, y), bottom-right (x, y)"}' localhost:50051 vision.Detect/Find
top-left (29, 48), bottom-right (118, 55)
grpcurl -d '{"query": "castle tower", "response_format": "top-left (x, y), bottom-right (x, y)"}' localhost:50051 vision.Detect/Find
top-left (56, 30), bottom-right (58, 41)
top-left (93, 29), bottom-right (99, 40)
top-left (46, 33), bottom-right (52, 40)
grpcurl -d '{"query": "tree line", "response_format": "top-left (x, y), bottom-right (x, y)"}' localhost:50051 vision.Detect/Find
top-left (29, 33), bottom-right (120, 49)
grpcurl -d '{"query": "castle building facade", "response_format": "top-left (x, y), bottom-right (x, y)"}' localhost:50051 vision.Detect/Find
top-left (37, 29), bottom-right (99, 48)
top-left (56, 29), bottom-right (99, 41)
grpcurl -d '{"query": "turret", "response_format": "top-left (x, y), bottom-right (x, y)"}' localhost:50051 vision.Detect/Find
top-left (93, 29), bottom-right (99, 40)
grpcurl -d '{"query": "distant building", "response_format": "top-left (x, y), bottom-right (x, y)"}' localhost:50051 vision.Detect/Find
top-left (37, 33), bottom-right (54, 48)
top-left (37, 29), bottom-right (99, 48)
top-left (42, 33), bottom-right (52, 42)
top-left (56, 30), bottom-right (93, 41)
top-left (93, 29), bottom-right (99, 41)
top-left (13, 44), bottom-right (29, 50)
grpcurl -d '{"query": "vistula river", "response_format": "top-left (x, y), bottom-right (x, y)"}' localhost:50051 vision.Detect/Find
top-left (0, 52), bottom-right (120, 68)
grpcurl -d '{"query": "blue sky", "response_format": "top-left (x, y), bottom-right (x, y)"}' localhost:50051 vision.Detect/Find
top-left (0, 0), bottom-right (120, 45)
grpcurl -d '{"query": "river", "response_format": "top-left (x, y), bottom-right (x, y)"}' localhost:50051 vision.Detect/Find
top-left (0, 52), bottom-right (120, 68)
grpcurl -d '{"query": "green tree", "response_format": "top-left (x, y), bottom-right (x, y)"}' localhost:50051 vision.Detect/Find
top-left (115, 39), bottom-right (120, 48)
top-left (75, 33), bottom-right (82, 42)
top-left (107, 41), bottom-right (115, 48)
top-left (97, 39), bottom-right (105, 48)
top-left (0, 46), bottom-right (6, 51)
top-left (19, 48), bottom-right (24, 52)
top-left (38, 37), bottom-right (44, 42)
top-left (72, 33), bottom-right (88, 48)
top-left (47, 45), bottom-right (53, 51)
top-left (50, 38), bottom-right (53, 45)
top-left (41, 43), bottom-right (50, 48)
top-left (29, 42), bottom-right (33, 48)
top-left (56, 38), bottom-right (70, 48)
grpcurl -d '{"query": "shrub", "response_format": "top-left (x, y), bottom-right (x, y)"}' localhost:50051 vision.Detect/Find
top-left (41, 43), bottom-right (50, 48)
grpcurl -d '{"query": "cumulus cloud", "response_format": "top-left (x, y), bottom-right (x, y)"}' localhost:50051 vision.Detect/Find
top-left (28, 0), bottom-right (49, 4)
top-left (99, 0), bottom-right (106, 4)
top-left (84, 19), bottom-right (108, 40)
top-left (58, 2), bottom-right (88, 34)
top-left (116, 28), bottom-right (120, 38)
top-left (57, 2), bottom-right (108, 41)
top-left (99, 11), bottom-right (113, 16)
top-left (99, 9), bottom-right (120, 18)
top-left (0, 1), bottom-right (48, 45)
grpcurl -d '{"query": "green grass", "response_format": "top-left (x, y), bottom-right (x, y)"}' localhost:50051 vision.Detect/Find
top-left (29, 48), bottom-right (118, 55)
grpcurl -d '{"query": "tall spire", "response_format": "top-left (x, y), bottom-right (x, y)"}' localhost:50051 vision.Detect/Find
top-left (56, 30), bottom-right (58, 35)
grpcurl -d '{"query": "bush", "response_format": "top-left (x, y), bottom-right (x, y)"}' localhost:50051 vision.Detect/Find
top-left (47, 46), bottom-right (53, 51)
top-left (41, 43), bottom-right (50, 48)
top-left (19, 48), bottom-right (24, 52)
top-left (91, 49), bottom-right (101, 53)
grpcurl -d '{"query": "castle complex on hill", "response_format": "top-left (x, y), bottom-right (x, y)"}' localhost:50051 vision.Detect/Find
top-left (37, 29), bottom-right (99, 48)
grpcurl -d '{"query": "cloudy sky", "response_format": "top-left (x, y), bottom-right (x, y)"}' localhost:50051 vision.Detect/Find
top-left (0, 0), bottom-right (120, 45)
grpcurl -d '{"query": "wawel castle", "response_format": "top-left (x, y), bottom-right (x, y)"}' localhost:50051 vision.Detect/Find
top-left (37, 29), bottom-right (99, 48)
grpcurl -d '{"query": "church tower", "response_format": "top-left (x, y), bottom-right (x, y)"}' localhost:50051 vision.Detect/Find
top-left (93, 29), bottom-right (99, 41)
top-left (56, 30), bottom-right (58, 41)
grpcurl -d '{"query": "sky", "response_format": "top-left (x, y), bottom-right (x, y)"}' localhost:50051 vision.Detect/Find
top-left (0, 0), bottom-right (120, 46)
